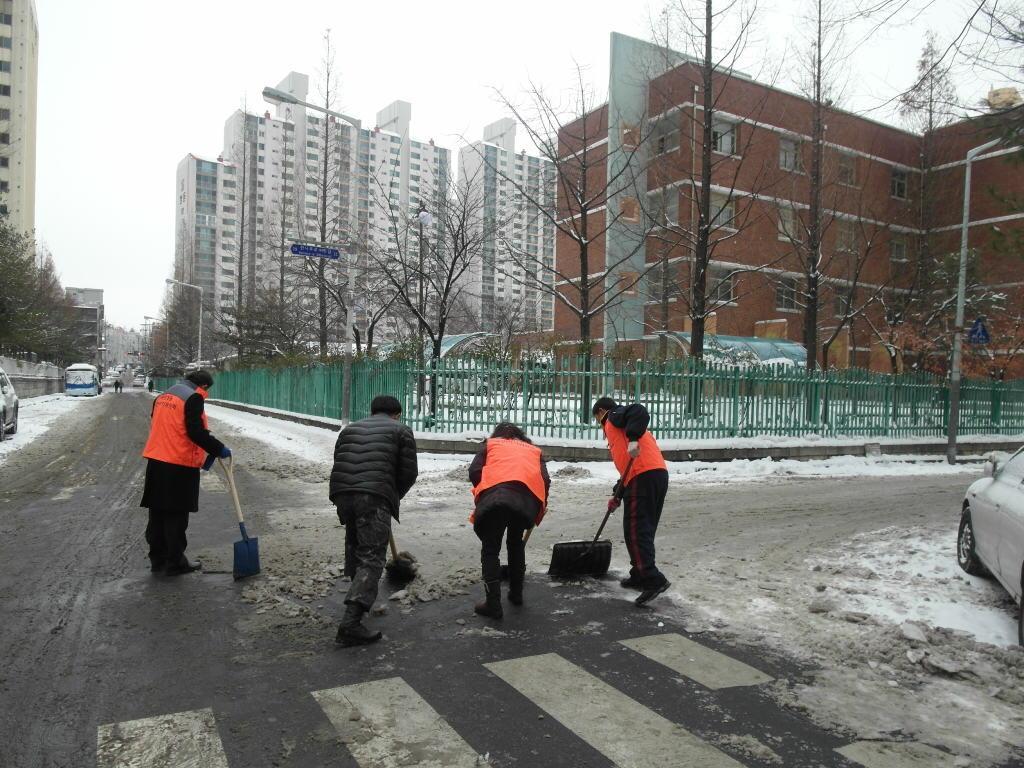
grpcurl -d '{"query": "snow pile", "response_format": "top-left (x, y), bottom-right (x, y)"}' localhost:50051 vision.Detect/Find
top-left (0, 393), bottom-right (96, 463)
top-left (822, 528), bottom-right (1019, 646)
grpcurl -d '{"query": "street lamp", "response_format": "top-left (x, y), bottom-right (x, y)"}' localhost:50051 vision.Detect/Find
top-left (263, 85), bottom-right (361, 423)
top-left (165, 278), bottom-right (203, 365)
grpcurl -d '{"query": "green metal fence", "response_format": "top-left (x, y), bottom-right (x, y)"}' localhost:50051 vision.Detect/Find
top-left (157, 358), bottom-right (1024, 440)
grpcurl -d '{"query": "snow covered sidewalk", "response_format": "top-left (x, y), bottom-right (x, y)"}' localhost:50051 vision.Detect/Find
top-left (0, 393), bottom-right (100, 464)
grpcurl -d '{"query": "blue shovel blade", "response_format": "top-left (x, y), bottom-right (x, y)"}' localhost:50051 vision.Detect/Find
top-left (233, 535), bottom-right (260, 580)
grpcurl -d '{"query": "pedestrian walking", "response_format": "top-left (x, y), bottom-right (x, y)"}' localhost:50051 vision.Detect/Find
top-left (592, 397), bottom-right (671, 605)
top-left (140, 370), bottom-right (230, 576)
top-left (114, 379), bottom-right (121, 393)
top-left (468, 422), bottom-right (550, 619)
top-left (329, 395), bottom-right (418, 647)
top-left (147, 379), bottom-right (154, 393)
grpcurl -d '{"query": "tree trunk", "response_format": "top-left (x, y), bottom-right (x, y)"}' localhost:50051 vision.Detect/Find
top-left (690, 0), bottom-right (714, 363)
top-left (804, 0), bottom-right (824, 372)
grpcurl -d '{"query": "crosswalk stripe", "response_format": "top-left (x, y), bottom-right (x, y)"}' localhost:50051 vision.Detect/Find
top-left (836, 741), bottom-right (963, 768)
top-left (312, 676), bottom-right (486, 767)
top-left (485, 652), bottom-right (745, 768)
top-left (96, 707), bottom-right (229, 768)
top-left (619, 632), bottom-right (774, 690)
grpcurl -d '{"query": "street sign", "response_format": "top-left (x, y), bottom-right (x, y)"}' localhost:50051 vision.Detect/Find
top-left (967, 318), bottom-right (991, 345)
top-left (290, 242), bottom-right (340, 260)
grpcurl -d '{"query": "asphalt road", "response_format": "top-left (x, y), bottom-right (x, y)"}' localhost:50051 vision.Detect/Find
top-left (0, 391), bottom-right (1018, 768)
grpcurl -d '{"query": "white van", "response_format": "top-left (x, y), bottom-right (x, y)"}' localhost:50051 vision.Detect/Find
top-left (65, 364), bottom-right (101, 397)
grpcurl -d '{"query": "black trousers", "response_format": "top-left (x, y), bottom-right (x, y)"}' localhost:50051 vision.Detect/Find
top-left (474, 508), bottom-right (528, 583)
top-left (145, 508), bottom-right (190, 567)
top-left (622, 469), bottom-right (669, 588)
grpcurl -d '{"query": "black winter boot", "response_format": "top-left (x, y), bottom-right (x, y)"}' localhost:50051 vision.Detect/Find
top-left (336, 603), bottom-right (382, 646)
top-left (507, 567), bottom-right (525, 606)
top-left (474, 580), bottom-right (503, 619)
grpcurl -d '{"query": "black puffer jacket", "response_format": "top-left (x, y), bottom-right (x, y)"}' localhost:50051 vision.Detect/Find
top-left (329, 414), bottom-right (418, 519)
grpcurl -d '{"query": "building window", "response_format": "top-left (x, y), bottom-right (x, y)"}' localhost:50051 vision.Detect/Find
top-left (0, 14), bottom-right (11, 24)
top-left (0, 61), bottom-right (10, 72)
top-left (890, 236), bottom-right (907, 264)
top-left (709, 193), bottom-right (735, 228)
top-left (647, 188), bottom-right (678, 227)
top-left (712, 120), bottom-right (737, 155)
top-left (834, 292), bottom-right (852, 318)
top-left (0, 85), bottom-right (11, 96)
top-left (0, 37), bottom-right (11, 49)
top-left (653, 118), bottom-right (679, 155)
top-left (778, 206), bottom-right (799, 241)
top-left (620, 196), bottom-right (640, 223)
top-left (0, 132), bottom-right (9, 144)
top-left (709, 267), bottom-right (735, 305)
top-left (779, 138), bottom-right (803, 172)
top-left (776, 277), bottom-right (799, 310)
top-left (891, 169), bottom-right (908, 199)
top-left (838, 153), bottom-right (857, 186)
top-left (0, 108), bottom-right (9, 120)
top-left (836, 219), bottom-right (858, 252)
top-left (0, 181), bottom-right (8, 192)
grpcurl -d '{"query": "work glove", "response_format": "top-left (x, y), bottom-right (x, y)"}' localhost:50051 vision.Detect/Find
top-left (611, 479), bottom-right (622, 499)
top-left (627, 440), bottom-right (640, 458)
top-left (202, 453), bottom-right (216, 471)
top-left (219, 446), bottom-right (232, 459)
top-left (607, 496), bottom-right (622, 513)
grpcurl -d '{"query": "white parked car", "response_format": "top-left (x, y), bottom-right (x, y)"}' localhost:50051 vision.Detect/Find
top-left (958, 448), bottom-right (1024, 644)
top-left (0, 366), bottom-right (18, 440)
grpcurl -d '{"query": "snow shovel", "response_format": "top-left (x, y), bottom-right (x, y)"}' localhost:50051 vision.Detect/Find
top-left (548, 458), bottom-right (634, 577)
top-left (385, 532), bottom-right (418, 582)
top-left (218, 457), bottom-right (260, 581)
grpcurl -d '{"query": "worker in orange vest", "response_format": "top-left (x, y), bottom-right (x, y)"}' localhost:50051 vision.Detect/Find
top-left (592, 397), bottom-right (670, 605)
top-left (469, 422), bottom-right (550, 619)
top-left (140, 370), bottom-right (230, 576)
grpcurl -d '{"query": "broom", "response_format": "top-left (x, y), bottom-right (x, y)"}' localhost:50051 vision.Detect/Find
top-left (385, 532), bottom-right (418, 582)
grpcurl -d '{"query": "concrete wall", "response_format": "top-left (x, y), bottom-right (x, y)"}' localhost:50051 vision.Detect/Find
top-left (0, 356), bottom-right (62, 397)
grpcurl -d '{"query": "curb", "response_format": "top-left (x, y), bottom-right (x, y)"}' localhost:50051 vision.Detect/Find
top-left (205, 398), bottom-right (1023, 463)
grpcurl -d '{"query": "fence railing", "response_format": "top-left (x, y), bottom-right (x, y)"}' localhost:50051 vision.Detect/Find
top-left (156, 357), bottom-right (1024, 441)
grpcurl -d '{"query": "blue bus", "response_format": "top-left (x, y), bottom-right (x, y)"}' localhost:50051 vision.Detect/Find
top-left (65, 364), bottom-right (101, 397)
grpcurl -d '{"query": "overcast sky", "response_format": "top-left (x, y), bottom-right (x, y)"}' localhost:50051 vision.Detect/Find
top-left (36, 0), bottom-right (994, 328)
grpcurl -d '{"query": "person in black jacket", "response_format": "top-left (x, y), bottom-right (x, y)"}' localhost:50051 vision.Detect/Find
top-left (329, 394), bottom-right (418, 646)
top-left (468, 422), bottom-right (550, 619)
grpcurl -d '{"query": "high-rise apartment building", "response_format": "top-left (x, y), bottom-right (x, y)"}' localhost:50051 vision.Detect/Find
top-left (459, 119), bottom-right (556, 332)
top-left (65, 288), bottom-right (104, 367)
top-left (174, 72), bottom-right (451, 344)
top-left (0, 0), bottom-right (38, 233)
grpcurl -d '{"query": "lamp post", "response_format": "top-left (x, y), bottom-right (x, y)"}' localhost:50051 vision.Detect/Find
top-left (416, 204), bottom-right (433, 412)
top-left (946, 138), bottom-right (1002, 464)
top-left (165, 279), bottom-right (203, 366)
top-left (263, 85), bottom-right (361, 423)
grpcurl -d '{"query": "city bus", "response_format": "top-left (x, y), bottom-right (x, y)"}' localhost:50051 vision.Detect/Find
top-left (65, 364), bottom-right (101, 397)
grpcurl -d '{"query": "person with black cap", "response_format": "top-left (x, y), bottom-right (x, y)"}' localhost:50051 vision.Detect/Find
top-left (592, 396), bottom-right (671, 605)
top-left (329, 394), bottom-right (419, 646)
top-left (140, 370), bottom-right (230, 576)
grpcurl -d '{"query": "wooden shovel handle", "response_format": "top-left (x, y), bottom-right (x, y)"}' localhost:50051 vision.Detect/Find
top-left (217, 457), bottom-right (244, 525)
top-left (389, 532), bottom-right (400, 560)
top-left (523, 527), bottom-right (534, 544)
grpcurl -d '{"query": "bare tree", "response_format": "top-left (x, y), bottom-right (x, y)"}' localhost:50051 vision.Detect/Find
top-left (650, 0), bottom-right (789, 361)
top-left (488, 68), bottom-right (669, 420)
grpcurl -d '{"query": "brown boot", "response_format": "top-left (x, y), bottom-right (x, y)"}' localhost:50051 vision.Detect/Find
top-left (474, 580), bottom-right (503, 619)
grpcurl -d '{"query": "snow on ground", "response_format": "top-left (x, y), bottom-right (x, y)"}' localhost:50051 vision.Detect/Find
top-left (0, 393), bottom-right (99, 463)
top-left (825, 528), bottom-right (1019, 647)
top-left (206, 402), bottom-right (982, 486)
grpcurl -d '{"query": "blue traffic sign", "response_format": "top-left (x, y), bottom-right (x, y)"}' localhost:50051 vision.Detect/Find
top-left (968, 318), bottom-right (990, 345)
top-left (290, 243), bottom-right (340, 260)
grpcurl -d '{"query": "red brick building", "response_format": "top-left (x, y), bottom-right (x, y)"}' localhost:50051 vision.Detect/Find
top-left (552, 33), bottom-right (1023, 376)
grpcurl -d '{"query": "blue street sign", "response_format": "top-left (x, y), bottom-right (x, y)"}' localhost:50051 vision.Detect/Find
top-left (290, 242), bottom-right (340, 260)
top-left (968, 318), bottom-right (990, 345)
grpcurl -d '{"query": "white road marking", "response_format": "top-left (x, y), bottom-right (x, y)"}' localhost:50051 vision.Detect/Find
top-left (836, 741), bottom-right (964, 768)
top-left (96, 707), bottom-right (229, 768)
top-left (619, 633), bottom-right (774, 689)
top-left (485, 652), bottom-right (745, 768)
top-left (312, 676), bottom-right (486, 767)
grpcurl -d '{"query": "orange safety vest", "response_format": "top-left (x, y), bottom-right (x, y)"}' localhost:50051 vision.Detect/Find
top-left (142, 381), bottom-right (210, 469)
top-left (603, 419), bottom-right (666, 485)
top-left (472, 438), bottom-right (548, 524)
